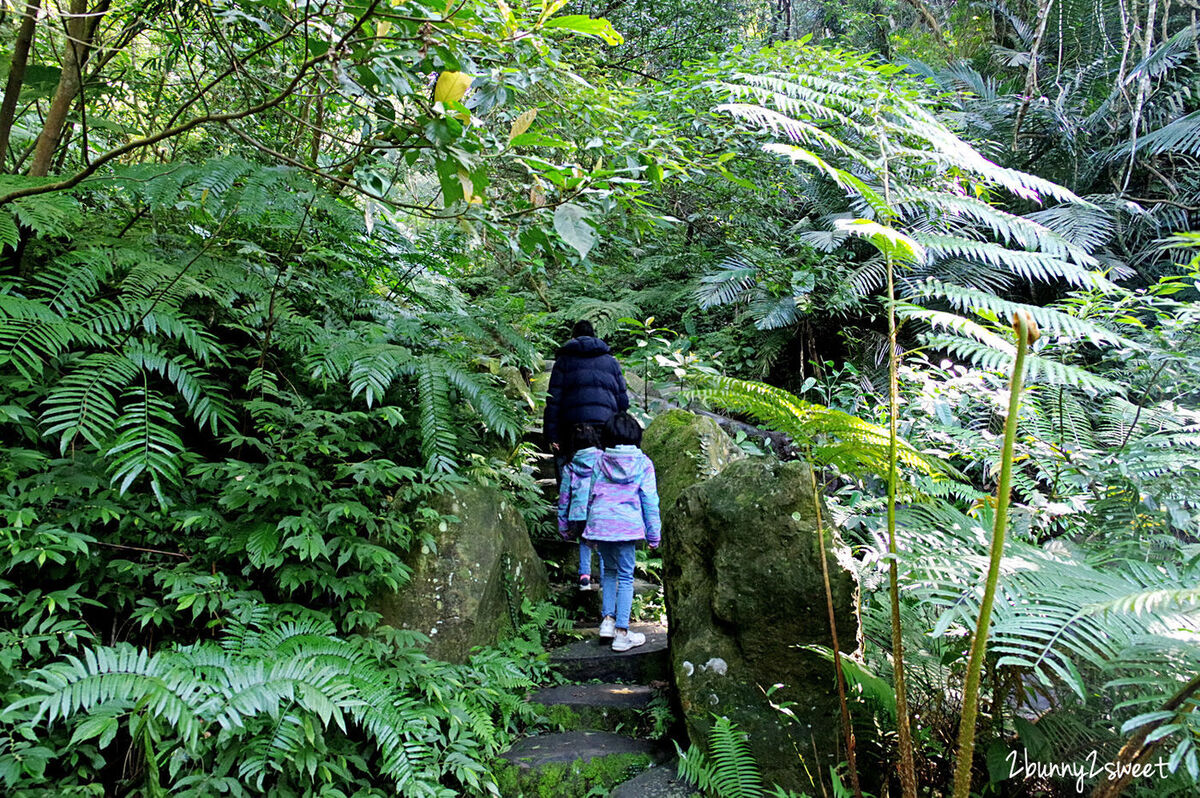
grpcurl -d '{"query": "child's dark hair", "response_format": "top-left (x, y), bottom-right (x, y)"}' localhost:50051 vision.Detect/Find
top-left (602, 412), bottom-right (642, 448)
top-left (570, 423), bottom-right (602, 451)
top-left (571, 319), bottom-right (595, 338)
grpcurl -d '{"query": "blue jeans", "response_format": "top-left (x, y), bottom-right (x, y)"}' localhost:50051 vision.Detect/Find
top-left (595, 541), bottom-right (636, 629)
top-left (579, 543), bottom-right (605, 580)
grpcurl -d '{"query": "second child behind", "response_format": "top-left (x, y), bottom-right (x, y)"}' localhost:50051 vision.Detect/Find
top-left (557, 423), bottom-right (605, 590)
top-left (584, 412), bottom-right (661, 652)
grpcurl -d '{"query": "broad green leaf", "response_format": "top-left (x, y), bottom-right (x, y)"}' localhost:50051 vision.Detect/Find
top-left (542, 15), bottom-right (624, 45)
top-left (509, 132), bottom-right (572, 148)
top-left (553, 203), bottom-right (596, 259)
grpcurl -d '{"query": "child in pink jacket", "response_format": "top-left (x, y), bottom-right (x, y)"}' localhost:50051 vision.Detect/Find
top-left (583, 413), bottom-right (661, 652)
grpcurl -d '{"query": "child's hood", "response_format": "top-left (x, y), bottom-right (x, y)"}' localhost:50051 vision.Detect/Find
top-left (598, 446), bottom-right (648, 484)
top-left (570, 447), bottom-right (600, 472)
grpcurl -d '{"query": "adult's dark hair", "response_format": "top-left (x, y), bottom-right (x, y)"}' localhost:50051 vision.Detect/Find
top-left (602, 412), bottom-right (642, 448)
top-left (571, 319), bottom-right (595, 339)
top-left (570, 423), bottom-right (602, 451)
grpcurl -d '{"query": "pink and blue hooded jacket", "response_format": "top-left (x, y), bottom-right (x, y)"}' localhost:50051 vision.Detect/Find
top-left (558, 447), bottom-right (601, 539)
top-left (582, 445), bottom-right (661, 546)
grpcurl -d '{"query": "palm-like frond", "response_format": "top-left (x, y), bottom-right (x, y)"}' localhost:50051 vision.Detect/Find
top-left (897, 502), bottom-right (1200, 698)
top-left (695, 257), bottom-right (758, 309)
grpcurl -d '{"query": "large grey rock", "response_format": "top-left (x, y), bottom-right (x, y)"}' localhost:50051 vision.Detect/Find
top-left (642, 409), bottom-right (745, 513)
top-left (663, 458), bottom-right (858, 794)
top-left (376, 484), bottom-right (549, 662)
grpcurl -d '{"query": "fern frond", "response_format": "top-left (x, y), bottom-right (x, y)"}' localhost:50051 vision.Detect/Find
top-left (0, 294), bottom-right (103, 381)
top-left (40, 353), bottom-right (140, 450)
top-left (915, 280), bottom-right (1133, 347)
top-left (105, 384), bottom-right (185, 500)
top-left (696, 257), bottom-right (759, 310)
top-left (685, 374), bottom-right (943, 477)
top-left (1023, 203), bottom-right (1115, 253)
top-left (895, 189), bottom-right (1096, 263)
top-left (916, 233), bottom-right (1108, 288)
top-left (922, 335), bottom-right (1125, 394)
top-left (561, 297), bottom-right (643, 336)
top-left (706, 716), bottom-right (766, 798)
top-left (717, 102), bottom-right (875, 168)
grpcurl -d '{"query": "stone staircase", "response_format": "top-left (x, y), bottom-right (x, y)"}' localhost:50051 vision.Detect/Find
top-left (495, 598), bottom-right (698, 796)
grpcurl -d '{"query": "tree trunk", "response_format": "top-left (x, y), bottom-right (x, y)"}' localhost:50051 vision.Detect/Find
top-left (0, 0), bottom-right (43, 168)
top-left (901, 0), bottom-right (948, 45)
top-left (1011, 0), bottom-right (1055, 153)
top-left (29, 0), bottom-right (107, 176)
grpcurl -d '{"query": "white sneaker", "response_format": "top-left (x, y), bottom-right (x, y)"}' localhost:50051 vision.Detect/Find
top-left (598, 616), bottom-right (616, 638)
top-left (611, 630), bottom-right (646, 652)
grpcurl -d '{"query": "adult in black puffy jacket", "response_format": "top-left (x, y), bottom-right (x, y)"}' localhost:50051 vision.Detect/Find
top-left (544, 320), bottom-right (629, 461)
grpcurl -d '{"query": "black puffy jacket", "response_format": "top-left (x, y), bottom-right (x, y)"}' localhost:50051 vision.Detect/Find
top-left (543, 336), bottom-right (629, 446)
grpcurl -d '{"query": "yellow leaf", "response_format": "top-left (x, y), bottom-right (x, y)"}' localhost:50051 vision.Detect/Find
top-left (377, 19), bottom-right (391, 37)
top-left (434, 71), bottom-right (472, 104)
top-left (458, 170), bottom-right (474, 202)
top-left (509, 109), bottom-right (537, 141)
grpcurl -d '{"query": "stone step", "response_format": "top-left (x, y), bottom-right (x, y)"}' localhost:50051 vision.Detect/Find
top-left (551, 623), bottom-right (669, 684)
top-left (610, 762), bottom-right (700, 797)
top-left (495, 730), bottom-right (658, 797)
top-left (530, 683), bottom-right (657, 734)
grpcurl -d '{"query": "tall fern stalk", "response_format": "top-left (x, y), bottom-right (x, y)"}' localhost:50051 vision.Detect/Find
top-left (950, 312), bottom-right (1039, 798)
top-left (878, 100), bottom-right (919, 798)
top-left (809, 468), bottom-right (863, 798)
top-left (885, 251), bottom-right (919, 798)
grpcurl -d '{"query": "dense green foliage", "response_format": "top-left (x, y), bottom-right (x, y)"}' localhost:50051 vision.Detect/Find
top-left (0, 0), bottom-right (1197, 795)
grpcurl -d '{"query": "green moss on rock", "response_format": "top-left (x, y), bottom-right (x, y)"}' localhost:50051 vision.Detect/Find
top-left (493, 752), bottom-right (650, 798)
top-left (642, 409), bottom-right (745, 512)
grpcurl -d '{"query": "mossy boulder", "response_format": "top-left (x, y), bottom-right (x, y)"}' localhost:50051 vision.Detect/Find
top-left (376, 483), bottom-right (549, 662)
top-left (498, 364), bottom-right (535, 410)
top-left (663, 458), bottom-right (859, 794)
top-left (642, 409), bottom-right (745, 512)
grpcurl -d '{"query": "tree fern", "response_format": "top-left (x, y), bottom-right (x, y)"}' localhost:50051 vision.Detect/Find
top-left (684, 373), bottom-right (943, 478)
